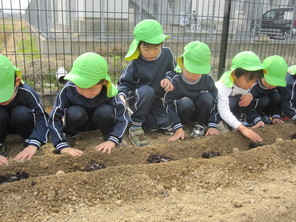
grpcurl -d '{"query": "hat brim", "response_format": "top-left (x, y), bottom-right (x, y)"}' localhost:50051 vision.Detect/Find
top-left (264, 75), bottom-right (287, 87)
top-left (241, 66), bottom-right (267, 74)
top-left (145, 34), bottom-right (169, 45)
top-left (177, 56), bottom-right (211, 74)
top-left (64, 72), bottom-right (112, 88)
top-left (64, 73), bottom-right (118, 98)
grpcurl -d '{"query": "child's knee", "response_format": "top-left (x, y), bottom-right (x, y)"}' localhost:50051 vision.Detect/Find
top-left (66, 105), bottom-right (88, 122)
top-left (199, 93), bottom-right (214, 107)
top-left (136, 85), bottom-right (155, 99)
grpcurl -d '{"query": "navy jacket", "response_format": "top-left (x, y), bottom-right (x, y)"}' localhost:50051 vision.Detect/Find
top-left (250, 80), bottom-right (281, 119)
top-left (1, 84), bottom-right (49, 148)
top-left (118, 47), bottom-right (176, 99)
top-left (49, 82), bottom-right (129, 149)
top-left (280, 73), bottom-right (296, 120)
top-left (164, 72), bottom-right (219, 129)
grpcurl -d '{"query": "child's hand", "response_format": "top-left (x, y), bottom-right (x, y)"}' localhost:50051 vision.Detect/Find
top-left (168, 128), bottom-right (185, 141)
top-left (251, 121), bottom-right (265, 128)
top-left (0, 155), bottom-right (8, 165)
top-left (60, 147), bottom-right (83, 156)
top-left (160, 79), bottom-right (174, 91)
top-left (239, 93), bottom-right (253, 107)
top-left (237, 124), bottom-right (262, 142)
top-left (95, 141), bottom-right (116, 154)
top-left (205, 127), bottom-right (220, 136)
top-left (119, 95), bottom-right (128, 106)
top-left (272, 118), bottom-right (284, 124)
top-left (14, 145), bottom-right (37, 161)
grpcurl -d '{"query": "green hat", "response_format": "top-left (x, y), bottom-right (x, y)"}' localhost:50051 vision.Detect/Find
top-left (231, 51), bottom-right (267, 74)
top-left (125, 19), bottom-right (169, 61)
top-left (177, 41), bottom-right (211, 74)
top-left (0, 55), bottom-right (21, 103)
top-left (288, 65), bottom-right (296, 75)
top-left (65, 52), bottom-right (118, 98)
top-left (262, 55), bottom-right (287, 87)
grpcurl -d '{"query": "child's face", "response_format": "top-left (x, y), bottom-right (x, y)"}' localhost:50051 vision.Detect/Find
top-left (0, 77), bottom-right (21, 106)
top-left (261, 77), bottom-right (277, 89)
top-left (183, 67), bottom-right (202, 82)
top-left (233, 74), bottom-right (257, 90)
top-left (139, 43), bottom-right (161, 61)
top-left (76, 82), bottom-right (103, 99)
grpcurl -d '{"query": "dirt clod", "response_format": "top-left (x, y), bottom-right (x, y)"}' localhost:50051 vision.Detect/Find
top-left (81, 159), bottom-right (106, 172)
top-left (248, 142), bottom-right (266, 149)
top-left (201, 151), bottom-right (221, 158)
top-left (0, 171), bottom-right (29, 184)
top-left (146, 154), bottom-right (172, 163)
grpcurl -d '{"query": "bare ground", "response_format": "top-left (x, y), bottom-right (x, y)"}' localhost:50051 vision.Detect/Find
top-left (0, 122), bottom-right (296, 222)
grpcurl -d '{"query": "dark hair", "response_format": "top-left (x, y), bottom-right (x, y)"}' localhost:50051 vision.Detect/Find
top-left (139, 41), bottom-right (162, 47)
top-left (233, 68), bottom-right (263, 81)
top-left (97, 79), bottom-right (104, 85)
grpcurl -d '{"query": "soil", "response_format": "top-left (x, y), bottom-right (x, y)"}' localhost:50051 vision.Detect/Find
top-left (0, 122), bottom-right (296, 222)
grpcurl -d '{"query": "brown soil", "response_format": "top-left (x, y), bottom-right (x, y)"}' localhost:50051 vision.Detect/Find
top-left (0, 122), bottom-right (296, 222)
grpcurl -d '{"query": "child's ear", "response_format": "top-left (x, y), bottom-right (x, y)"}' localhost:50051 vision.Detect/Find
top-left (15, 76), bottom-right (21, 87)
top-left (102, 80), bottom-right (108, 85)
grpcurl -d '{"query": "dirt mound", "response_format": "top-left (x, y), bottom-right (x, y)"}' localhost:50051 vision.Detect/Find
top-left (0, 122), bottom-right (295, 222)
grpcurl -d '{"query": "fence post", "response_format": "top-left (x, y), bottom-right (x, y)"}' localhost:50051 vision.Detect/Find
top-left (218, 0), bottom-right (232, 79)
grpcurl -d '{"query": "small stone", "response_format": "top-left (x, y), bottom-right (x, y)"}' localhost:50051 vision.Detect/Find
top-left (275, 138), bottom-right (283, 144)
top-left (115, 200), bottom-right (123, 205)
top-left (278, 206), bottom-right (288, 214)
top-left (262, 163), bottom-right (268, 170)
top-left (56, 170), bottom-right (66, 176)
top-left (232, 200), bottom-right (243, 208)
top-left (185, 185), bottom-right (191, 191)
top-left (171, 187), bottom-right (178, 193)
top-left (232, 147), bottom-right (239, 153)
top-left (156, 185), bottom-right (165, 192)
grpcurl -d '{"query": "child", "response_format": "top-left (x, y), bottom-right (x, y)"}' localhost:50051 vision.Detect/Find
top-left (215, 51), bottom-right (266, 142)
top-left (280, 65), bottom-right (296, 122)
top-left (48, 52), bottom-right (129, 156)
top-left (117, 19), bottom-right (176, 146)
top-left (0, 55), bottom-right (49, 164)
top-left (250, 55), bottom-right (288, 127)
top-left (164, 41), bottom-right (220, 141)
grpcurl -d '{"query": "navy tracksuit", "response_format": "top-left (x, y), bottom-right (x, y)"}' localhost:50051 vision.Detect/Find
top-left (117, 47), bottom-right (176, 130)
top-left (280, 73), bottom-right (296, 120)
top-left (0, 84), bottom-right (49, 148)
top-left (249, 80), bottom-right (282, 123)
top-left (48, 82), bottom-right (129, 151)
top-left (164, 72), bottom-right (219, 130)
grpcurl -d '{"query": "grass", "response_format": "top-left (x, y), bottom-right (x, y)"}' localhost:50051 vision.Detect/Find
top-left (0, 23), bottom-right (14, 51)
top-left (16, 38), bottom-right (40, 59)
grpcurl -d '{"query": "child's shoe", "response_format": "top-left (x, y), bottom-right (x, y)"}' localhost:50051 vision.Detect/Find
top-left (19, 138), bottom-right (30, 152)
top-left (262, 115), bottom-right (272, 125)
top-left (191, 124), bottom-right (206, 138)
top-left (22, 138), bottom-right (30, 148)
top-left (0, 142), bottom-right (7, 157)
top-left (163, 126), bottom-right (174, 136)
top-left (66, 134), bottom-right (76, 147)
top-left (129, 127), bottom-right (150, 146)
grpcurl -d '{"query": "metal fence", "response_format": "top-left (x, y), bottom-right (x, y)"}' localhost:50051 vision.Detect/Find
top-left (0, 0), bottom-right (296, 107)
